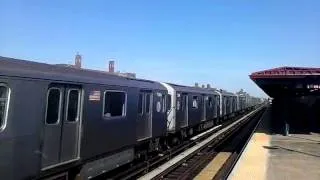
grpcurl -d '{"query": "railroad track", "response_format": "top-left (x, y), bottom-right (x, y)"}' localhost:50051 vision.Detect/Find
top-left (137, 106), bottom-right (266, 180)
top-left (211, 107), bottom-right (266, 180)
top-left (98, 107), bottom-right (265, 180)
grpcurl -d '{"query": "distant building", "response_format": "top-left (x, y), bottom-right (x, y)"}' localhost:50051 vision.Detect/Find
top-left (57, 54), bottom-right (137, 78)
top-left (120, 72), bottom-right (136, 78)
top-left (75, 53), bottom-right (82, 68)
top-left (108, 60), bottom-right (136, 78)
top-left (108, 60), bottom-right (115, 73)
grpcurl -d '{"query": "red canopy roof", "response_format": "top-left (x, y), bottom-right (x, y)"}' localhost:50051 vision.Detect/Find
top-left (250, 66), bottom-right (320, 97)
top-left (250, 66), bottom-right (320, 79)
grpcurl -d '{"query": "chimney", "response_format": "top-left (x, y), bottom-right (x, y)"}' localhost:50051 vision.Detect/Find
top-left (195, 83), bottom-right (199, 87)
top-left (109, 60), bottom-right (115, 73)
top-left (207, 84), bottom-right (211, 89)
top-left (75, 53), bottom-right (82, 68)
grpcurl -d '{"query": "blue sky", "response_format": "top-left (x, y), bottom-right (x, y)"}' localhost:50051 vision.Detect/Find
top-left (1, 0), bottom-right (320, 97)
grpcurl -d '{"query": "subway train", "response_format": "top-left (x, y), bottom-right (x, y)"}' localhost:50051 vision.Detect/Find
top-left (0, 56), bottom-right (262, 180)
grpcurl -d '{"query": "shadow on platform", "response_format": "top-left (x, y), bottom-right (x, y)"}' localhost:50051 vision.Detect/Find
top-left (263, 145), bottom-right (320, 158)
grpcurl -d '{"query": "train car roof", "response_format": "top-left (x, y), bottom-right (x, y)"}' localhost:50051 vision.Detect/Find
top-left (237, 93), bottom-right (248, 97)
top-left (0, 56), bottom-right (166, 90)
top-left (215, 89), bottom-right (236, 97)
top-left (167, 83), bottom-right (218, 95)
top-left (237, 94), bottom-right (247, 98)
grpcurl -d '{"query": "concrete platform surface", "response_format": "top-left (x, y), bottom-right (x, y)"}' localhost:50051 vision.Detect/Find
top-left (228, 106), bottom-right (320, 180)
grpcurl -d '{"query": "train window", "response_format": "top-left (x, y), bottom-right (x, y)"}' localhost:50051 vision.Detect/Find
top-left (181, 96), bottom-right (185, 111)
top-left (167, 95), bottom-right (171, 111)
top-left (162, 95), bottom-right (166, 113)
top-left (66, 89), bottom-right (80, 122)
top-left (138, 93), bottom-right (143, 114)
top-left (192, 96), bottom-right (198, 109)
top-left (156, 101), bottom-right (161, 112)
top-left (176, 100), bottom-right (181, 110)
top-left (103, 91), bottom-right (126, 117)
top-left (46, 88), bottom-right (61, 124)
top-left (0, 85), bottom-right (10, 131)
top-left (208, 97), bottom-right (213, 108)
top-left (145, 94), bottom-right (151, 113)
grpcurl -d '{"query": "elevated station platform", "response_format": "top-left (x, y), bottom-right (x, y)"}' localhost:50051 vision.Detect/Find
top-left (181, 67), bottom-right (320, 180)
top-left (227, 67), bottom-right (320, 180)
top-left (250, 66), bottom-right (320, 133)
top-left (228, 106), bottom-right (320, 180)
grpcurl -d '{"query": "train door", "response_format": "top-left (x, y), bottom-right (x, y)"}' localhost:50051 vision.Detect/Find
top-left (213, 95), bottom-right (217, 118)
top-left (201, 95), bottom-right (206, 121)
top-left (181, 93), bottom-right (188, 127)
top-left (206, 96), bottom-right (214, 120)
top-left (233, 97), bottom-right (237, 112)
top-left (175, 93), bottom-right (182, 129)
top-left (42, 84), bottom-right (82, 170)
top-left (223, 96), bottom-right (227, 116)
top-left (216, 95), bottom-right (220, 117)
top-left (137, 90), bottom-right (153, 141)
top-left (226, 97), bottom-right (230, 114)
top-left (229, 97), bottom-right (232, 113)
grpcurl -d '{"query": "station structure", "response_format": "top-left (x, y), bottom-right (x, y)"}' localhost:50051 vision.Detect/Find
top-left (250, 66), bottom-right (320, 97)
top-left (227, 66), bottom-right (320, 180)
top-left (250, 66), bottom-right (320, 132)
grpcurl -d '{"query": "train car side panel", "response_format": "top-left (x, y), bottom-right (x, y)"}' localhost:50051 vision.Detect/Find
top-left (0, 77), bottom-right (47, 180)
top-left (80, 84), bottom-right (137, 160)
